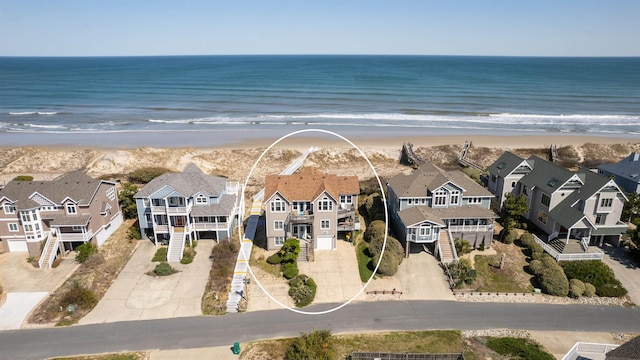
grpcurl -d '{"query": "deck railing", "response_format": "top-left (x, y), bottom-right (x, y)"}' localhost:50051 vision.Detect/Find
top-left (57, 229), bottom-right (94, 242)
top-left (533, 234), bottom-right (604, 261)
top-left (448, 224), bottom-right (493, 233)
top-left (561, 342), bottom-right (618, 360)
top-left (38, 230), bottom-right (56, 269)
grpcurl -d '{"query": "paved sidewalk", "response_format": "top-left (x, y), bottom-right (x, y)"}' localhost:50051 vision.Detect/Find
top-left (79, 240), bottom-right (214, 324)
top-left (602, 244), bottom-right (640, 305)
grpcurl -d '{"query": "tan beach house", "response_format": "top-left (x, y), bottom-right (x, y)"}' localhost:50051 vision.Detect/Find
top-left (134, 164), bottom-right (240, 262)
top-left (387, 162), bottom-right (496, 261)
top-left (0, 171), bottom-right (123, 269)
top-left (263, 168), bottom-right (359, 257)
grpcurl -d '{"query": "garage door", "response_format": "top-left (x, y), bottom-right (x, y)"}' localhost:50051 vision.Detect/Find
top-left (8, 239), bottom-right (28, 252)
top-left (316, 236), bottom-right (333, 250)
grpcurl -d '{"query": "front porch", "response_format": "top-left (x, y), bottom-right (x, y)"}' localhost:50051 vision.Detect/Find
top-left (532, 232), bottom-right (604, 261)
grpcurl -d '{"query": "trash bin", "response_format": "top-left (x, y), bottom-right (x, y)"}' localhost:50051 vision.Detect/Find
top-left (232, 342), bottom-right (241, 355)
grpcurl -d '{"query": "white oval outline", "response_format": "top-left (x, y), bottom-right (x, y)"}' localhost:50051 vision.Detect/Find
top-left (237, 128), bottom-right (388, 315)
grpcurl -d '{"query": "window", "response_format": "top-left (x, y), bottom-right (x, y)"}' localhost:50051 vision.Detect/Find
top-left (596, 214), bottom-right (607, 225)
top-left (511, 181), bottom-right (516, 188)
top-left (21, 212), bottom-right (31, 222)
top-left (72, 226), bottom-right (83, 231)
top-left (600, 198), bottom-right (613, 207)
top-left (143, 199), bottom-right (150, 208)
top-left (270, 199), bottom-right (286, 212)
top-left (145, 214), bottom-right (152, 223)
top-left (541, 193), bottom-right (550, 207)
top-left (321, 220), bottom-right (330, 229)
top-left (467, 198), bottom-right (482, 204)
top-left (318, 197), bottom-right (333, 212)
top-left (419, 226), bottom-right (431, 237)
top-left (196, 194), bottom-right (208, 204)
top-left (537, 211), bottom-right (548, 224)
top-left (3, 204), bottom-right (15, 214)
top-left (523, 186), bottom-right (528, 196)
top-left (274, 236), bottom-right (285, 246)
top-left (407, 199), bottom-right (414, 205)
top-left (25, 224), bottom-right (33, 231)
top-left (152, 198), bottom-right (164, 207)
top-left (434, 189), bottom-right (447, 206)
top-left (66, 203), bottom-right (77, 214)
top-left (8, 223), bottom-right (18, 232)
top-left (450, 190), bottom-right (460, 206)
top-left (106, 187), bottom-right (116, 201)
top-left (340, 195), bottom-right (352, 204)
top-left (274, 220), bottom-right (284, 230)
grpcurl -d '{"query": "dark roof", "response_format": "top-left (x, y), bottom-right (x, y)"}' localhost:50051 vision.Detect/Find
top-left (0, 171), bottom-right (105, 211)
top-left (190, 196), bottom-right (237, 217)
top-left (606, 335), bottom-right (640, 360)
top-left (518, 155), bottom-right (575, 194)
top-left (488, 151), bottom-right (530, 176)
top-left (388, 162), bottom-right (492, 198)
top-left (599, 152), bottom-right (640, 183)
top-left (135, 164), bottom-right (228, 198)
top-left (398, 205), bottom-right (496, 227)
top-left (49, 214), bottom-right (91, 226)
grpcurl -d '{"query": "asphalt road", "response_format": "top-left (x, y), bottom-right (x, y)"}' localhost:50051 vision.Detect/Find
top-left (2, 300), bottom-right (640, 360)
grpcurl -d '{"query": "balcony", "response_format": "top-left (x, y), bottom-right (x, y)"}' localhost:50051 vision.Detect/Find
top-left (289, 212), bottom-right (314, 223)
top-left (154, 224), bottom-right (169, 233)
top-left (338, 206), bottom-right (356, 217)
top-left (57, 229), bottom-right (94, 242)
top-left (167, 205), bottom-right (190, 214)
top-left (192, 222), bottom-right (229, 231)
top-left (337, 217), bottom-right (360, 231)
top-left (448, 224), bottom-right (494, 233)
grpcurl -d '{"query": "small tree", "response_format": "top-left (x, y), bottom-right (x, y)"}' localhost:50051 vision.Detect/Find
top-left (501, 193), bottom-right (528, 231)
top-left (280, 238), bottom-right (300, 263)
top-left (118, 182), bottom-right (139, 219)
top-left (623, 192), bottom-right (640, 223)
top-left (129, 167), bottom-right (171, 184)
top-left (75, 242), bottom-right (98, 263)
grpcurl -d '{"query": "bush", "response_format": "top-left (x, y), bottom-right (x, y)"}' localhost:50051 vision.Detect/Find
top-left (519, 232), bottom-right (535, 246)
top-left (75, 242), bottom-right (98, 263)
top-left (368, 235), bottom-right (404, 276)
top-left (364, 220), bottom-right (387, 243)
top-left (455, 238), bottom-right (473, 255)
top-left (501, 228), bottom-right (519, 244)
top-left (60, 281), bottom-right (97, 310)
top-left (152, 247), bottom-right (168, 262)
top-left (285, 329), bottom-right (336, 360)
top-left (562, 260), bottom-right (628, 297)
top-left (280, 238), bottom-right (301, 263)
top-left (127, 226), bottom-right (141, 241)
top-left (539, 267), bottom-right (569, 297)
top-left (486, 337), bottom-right (554, 360)
top-left (447, 258), bottom-right (477, 288)
top-left (266, 252), bottom-right (283, 265)
top-left (282, 262), bottom-right (299, 279)
top-left (129, 167), bottom-right (171, 184)
top-left (288, 275), bottom-right (317, 307)
top-left (528, 259), bottom-right (544, 275)
top-left (584, 282), bottom-right (596, 297)
top-left (180, 247), bottom-right (196, 264)
top-left (362, 193), bottom-right (385, 222)
top-left (154, 262), bottom-right (173, 276)
top-left (372, 251), bottom-right (400, 276)
top-left (118, 182), bottom-right (139, 219)
top-left (569, 278), bottom-right (586, 298)
top-left (13, 175), bottom-right (34, 181)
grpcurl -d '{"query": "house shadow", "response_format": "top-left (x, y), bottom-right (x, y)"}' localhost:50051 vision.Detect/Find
top-left (406, 242), bottom-right (436, 257)
top-left (602, 243), bottom-right (639, 270)
top-left (245, 215), bottom-right (267, 250)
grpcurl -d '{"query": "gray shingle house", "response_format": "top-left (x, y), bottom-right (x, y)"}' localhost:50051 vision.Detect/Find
top-left (387, 162), bottom-right (496, 261)
top-left (598, 152), bottom-right (640, 194)
top-left (488, 152), bottom-right (628, 252)
top-left (0, 171), bottom-right (123, 268)
top-left (134, 164), bottom-right (240, 262)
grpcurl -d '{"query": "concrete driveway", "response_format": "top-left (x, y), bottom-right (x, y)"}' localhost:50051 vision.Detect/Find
top-left (602, 244), bottom-right (640, 305)
top-left (0, 251), bottom-right (78, 330)
top-left (79, 240), bottom-right (214, 324)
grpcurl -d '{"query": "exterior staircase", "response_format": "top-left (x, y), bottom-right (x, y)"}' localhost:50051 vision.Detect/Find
top-left (438, 230), bottom-right (457, 264)
top-left (298, 242), bottom-right (308, 262)
top-left (38, 230), bottom-right (59, 269)
top-left (167, 229), bottom-right (185, 263)
top-left (549, 238), bottom-right (585, 254)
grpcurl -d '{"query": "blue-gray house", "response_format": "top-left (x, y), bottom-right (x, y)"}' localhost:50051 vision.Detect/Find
top-left (598, 152), bottom-right (640, 195)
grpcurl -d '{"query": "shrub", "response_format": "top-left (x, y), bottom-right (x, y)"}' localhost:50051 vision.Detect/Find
top-left (127, 226), bottom-right (141, 241)
top-left (584, 282), bottom-right (596, 297)
top-left (364, 220), bottom-right (387, 243)
top-left (288, 275), bottom-right (317, 307)
top-left (266, 252), bottom-right (283, 265)
top-left (447, 258), bottom-right (477, 288)
top-left (569, 278), bottom-right (586, 298)
top-left (368, 235), bottom-right (404, 276)
top-left (501, 228), bottom-right (519, 244)
top-left (520, 232), bottom-right (535, 247)
top-left (285, 329), bottom-right (336, 360)
top-left (362, 193), bottom-right (385, 222)
top-left (282, 262), bottom-right (299, 279)
top-left (539, 267), bottom-right (569, 297)
top-left (180, 247), bottom-right (196, 264)
top-left (129, 167), bottom-right (171, 184)
top-left (372, 251), bottom-right (400, 276)
top-left (455, 238), bottom-right (473, 255)
top-left (118, 182), bottom-right (139, 219)
top-left (486, 337), bottom-right (554, 360)
top-left (60, 281), bottom-right (97, 310)
top-left (13, 175), bottom-right (34, 181)
top-left (528, 259), bottom-right (544, 275)
top-left (152, 247), bottom-right (168, 262)
top-left (154, 262), bottom-right (173, 276)
top-left (562, 260), bottom-right (628, 297)
top-left (75, 242), bottom-right (98, 263)
top-left (280, 238), bottom-right (301, 263)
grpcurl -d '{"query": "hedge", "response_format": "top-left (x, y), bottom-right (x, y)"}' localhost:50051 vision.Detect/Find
top-left (562, 260), bottom-right (627, 297)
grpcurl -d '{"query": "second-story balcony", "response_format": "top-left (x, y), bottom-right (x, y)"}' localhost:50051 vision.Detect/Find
top-left (57, 229), bottom-right (94, 242)
top-left (289, 211), bottom-right (314, 223)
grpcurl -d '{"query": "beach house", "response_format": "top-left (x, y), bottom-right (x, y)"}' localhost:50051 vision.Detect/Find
top-left (263, 168), bottom-right (359, 257)
top-left (134, 164), bottom-right (240, 262)
top-left (598, 152), bottom-right (640, 194)
top-left (488, 152), bottom-right (628, 259)
top-left (387, 162), bottom-right (496, 261)
top-left (0, 171), bottom-right (123, 269)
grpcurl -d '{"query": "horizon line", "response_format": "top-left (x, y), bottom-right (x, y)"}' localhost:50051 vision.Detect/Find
top-left (1, 54), bottom-right (639, 59)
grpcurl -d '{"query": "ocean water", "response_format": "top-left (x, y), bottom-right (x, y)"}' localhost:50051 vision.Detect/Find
top-left (0, 55), bottom-right (639, 145)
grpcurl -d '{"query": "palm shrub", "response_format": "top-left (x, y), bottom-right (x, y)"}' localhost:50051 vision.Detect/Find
top-left (455, 238), bottom-right (473, 255)
top-left (447, 258), bottom-right (477, 288)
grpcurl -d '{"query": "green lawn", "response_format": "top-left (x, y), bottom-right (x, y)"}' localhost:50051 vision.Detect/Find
top-left (474, 254), bottom-right (533, 293)
top-left (356, 237), bottom-right (374, 283)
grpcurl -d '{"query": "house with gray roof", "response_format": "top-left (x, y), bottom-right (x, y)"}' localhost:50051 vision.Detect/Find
top-left (0, 171), bottom-right (123, 269)
top-left (134, 164), bottom-right (240, 262)
top-left (598, 152), bottom-right (640, 194)
top-left (488, 153), bottom-right (628, 259)
top-left (387, 162), bottom-right (496, 261)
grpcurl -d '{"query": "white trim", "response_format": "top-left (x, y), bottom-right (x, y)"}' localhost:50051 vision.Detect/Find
top-left (8, 223), bottom-right (19, 232)
top-left (320, 219), bottom-right (330, 230)
top-left (274, 220), bottom-right (284, 230)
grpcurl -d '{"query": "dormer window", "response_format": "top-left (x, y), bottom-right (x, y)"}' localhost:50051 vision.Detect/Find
top-left (196, 194), bottom-right (208, 205)
top-left (3, 204), bottom-right (15, 214)
top-left (66, 203), bottom-right (77, 214)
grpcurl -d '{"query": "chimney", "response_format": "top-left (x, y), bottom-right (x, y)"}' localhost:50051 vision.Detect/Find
top-left (633, 152), bottom-right (640, 162)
